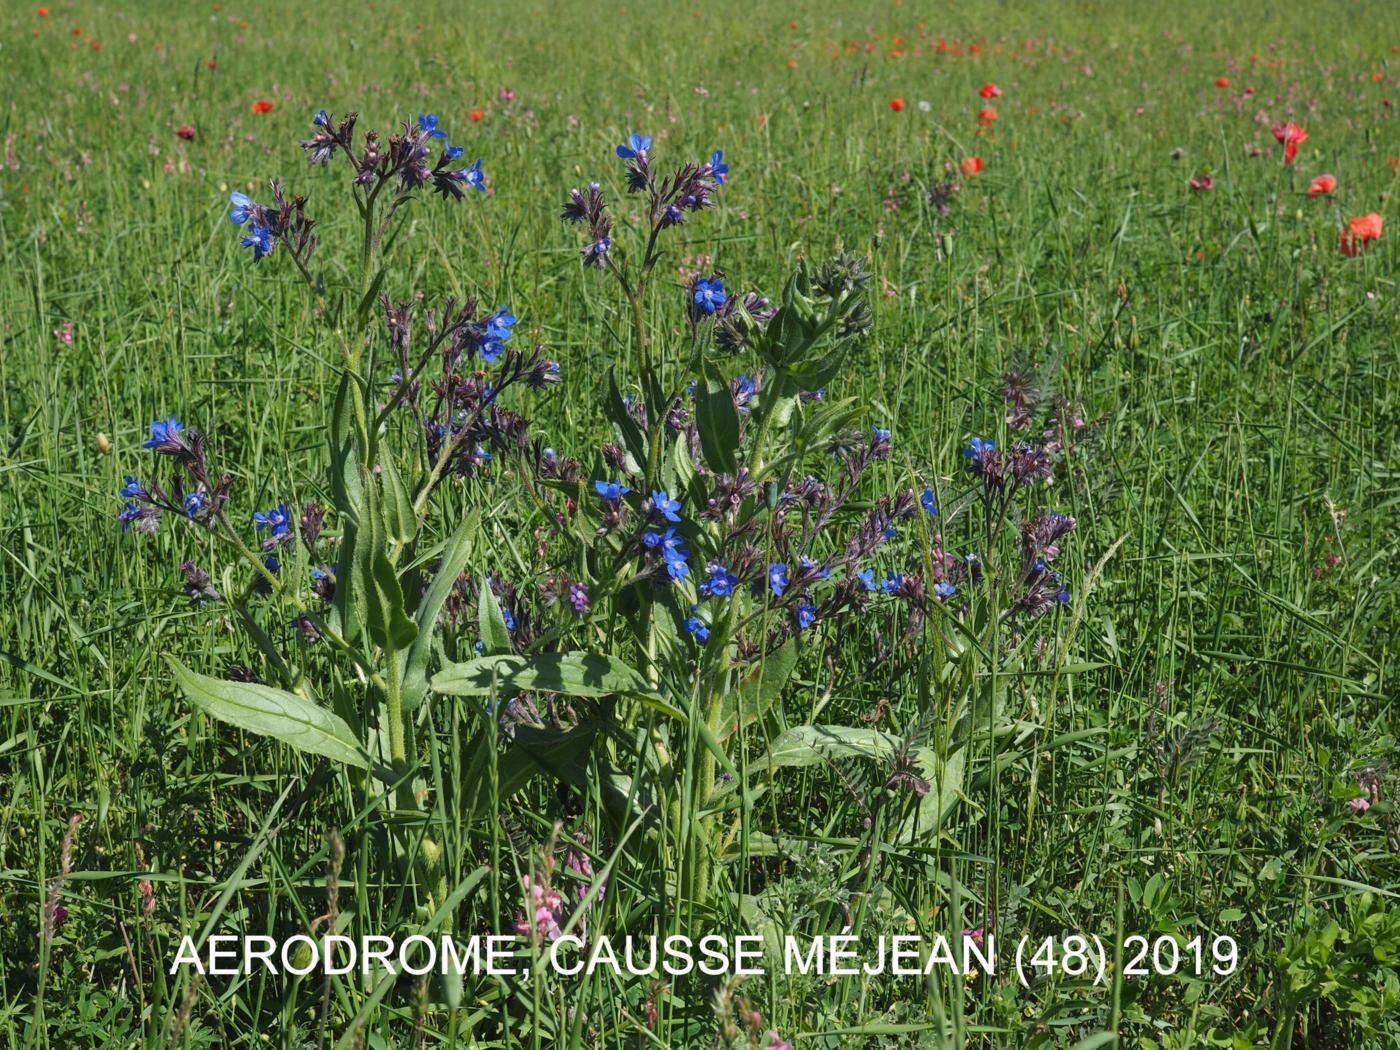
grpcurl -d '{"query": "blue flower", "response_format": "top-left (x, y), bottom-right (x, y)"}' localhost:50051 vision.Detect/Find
top-left (417, 112), bottom-right (448, 139)
top-left (313, 109), bottom-right (330, 128)
top-left (921, 488), bottom-right (938, 516)
top-left (798, 555), bottom-right (830, 579)
top-left (459, 158), bottom-right (486, 192)
top-left (228, 191), bottom-right (255, 225)
top-left (120, 475), bottom-right (144, 498)
top-left (254, 503), bottom-right (291, 536)
top-left (263, 555), bottom-right (281, 574)
top-left (768, 562), bottom-right (789, 597)
top-left (616, 132), bottom-right (651, 159)
top-left (796, 600), bottom-right (817, 630)
top-left (878, 572), bottom-right (902, 595)
top-left (857, 568), bottom-right (876, 592)
top-left (685, 611), bottom-right (710, 643)
top-left (241, 225), bottom-right (274, 261)
top-left (693, 277), bottom-right (727, 314)
top-left (1058, 587), bottom-right (1071, 605)
top-left (583, 238), bottom-right (611, 264)
top-left (872, 427), bottom-right (891, 442)
top-left (502, 607), bottom-right (516, 632)
top-left (964, 436), bottom-right (994, 459)
top-left (184, 491), bottom-right (207, 519)
top-left (659, 528), bottom-right (690, 580)
top-left (445, 144), bottom-right (465, 160)
top-left (118, 502), bottom-right (144, 532)
top-left (595, 479), bottom-right (630, 502)
top-left (710, 149), bottom-right (728, 185)
top-left (144, 416), bottom-right (185, 450)
top-left (652, 489), bottom-right (682, 523)
top-left (700, 562), bottom-right (739, 598)
top-left (934, 581), bottom-right (957, 600)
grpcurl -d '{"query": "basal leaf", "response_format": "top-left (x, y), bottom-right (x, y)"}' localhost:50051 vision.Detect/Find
top-left (433, 651), bottom-right (651, 699)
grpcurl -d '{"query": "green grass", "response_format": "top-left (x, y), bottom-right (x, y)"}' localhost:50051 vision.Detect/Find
top-left (1, 1), bottom-right (1398, 1048)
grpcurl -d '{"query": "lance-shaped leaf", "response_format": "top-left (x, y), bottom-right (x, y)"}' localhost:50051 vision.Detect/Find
top-left (717, 638), bottom-right (798, 743)
top-left (696, 360), bottom-right (740, 474)
top-left (760, 724), bottom-right (901, 769)
top-left (169, 657), bottom-right (368, 769)
top-left (476, 579), bottom-right (513, 656)
top-left (354, 474), bottom-right (418, 652)
top-left (402, 511), bottom-right (479, 710)
top-left (433, 651), bottom-right (657, 701)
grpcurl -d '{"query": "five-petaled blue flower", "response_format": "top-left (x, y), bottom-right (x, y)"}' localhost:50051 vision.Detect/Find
top-left (872, 427), bottom-right (891, 442)
top-left (796, 600), bottom-right (817, 630)
top-left (878, 572), bottom-right (902, 595)
top-left (856, 568), bottom-right (877, 592)
top-left (313, 109), bottom-right (330, 128)
top-left (120, 475), bottom-right (144, 498)
top-left (964, 436), bottom-right (994, 458)
top-left (145, 416), bottom-right (185, 450)
top-left (479, 304), bottom-right (516, 362)
top-left (254, 503), bottom-right (291, 536)
top-left (710, 149), bottom-right (728, 185)
top-left (184, 491), bottom-right (207, 519)
top-left (229, 191), bottom-right (255, 225)
top-left (700, 562), bottom-right (739, 598)
top-left (694, 277), bottom-right (727, 314)
top-left (799, 555), bottom-right (830, 579)
top-left (652, 490), bottom-right (682, 523)
top-left (595, 480), bottom-right (630, 502)
top-left (458, 158), bottom-right (486, 192)
top-left (445, 144), bottom-right (465, 160)
top-left (685, 611), bottom-right (710, 643)
top-left (934, 581), bottom-right (957, 600)
top-left (417, 112), bottom-right (448, 139)
top-left (616, 132), bottom-right (651, 159)
top-left (768, 562), bottom-right (789, 597)
top-left (241, 225), bottom-right (274, 261)
top-left (921, 488), bottom-right (938, 516)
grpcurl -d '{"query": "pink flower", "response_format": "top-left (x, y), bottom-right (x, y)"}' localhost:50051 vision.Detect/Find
top-left (1349, 797), bottom-right (1371, 813)
top-left (962, 926), bottom-right (985, 945)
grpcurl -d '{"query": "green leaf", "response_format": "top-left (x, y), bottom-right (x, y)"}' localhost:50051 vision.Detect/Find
top-left (432, 651), bottom-right (652, 699)
top-left (354, 476), bottom-right (418, 652)
top-left (476, 580), bottom-right (513, 655)
top-left (717, 639), bottom-right (798, 743)
top-left (898, 746), bottom-right (966, 839)
top-left (695, 360), bottom-right (740, 473)
top-left (761, 725), bottom-right (900, 769)
top-left (402, 511), bottom-right (479, 710)
top-left (378, 450), bottom-right (416, 545)
top-left (604, 369), bottom-right (647, 474)
top-left (169, 657), bottom-right (367, 769)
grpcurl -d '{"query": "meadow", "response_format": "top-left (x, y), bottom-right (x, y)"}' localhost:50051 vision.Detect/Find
top-left (1, 1), bottom-right (1398, 1047)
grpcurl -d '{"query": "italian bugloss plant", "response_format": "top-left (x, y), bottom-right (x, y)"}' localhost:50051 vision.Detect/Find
top-left (119, 108), bottom-right (1089, 1032)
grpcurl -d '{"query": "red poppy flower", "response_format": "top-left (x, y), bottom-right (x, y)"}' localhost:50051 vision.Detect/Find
top-left (979, 82), bottom-right (1001, 98)
top-left (36, 6), bottom-right (48, 14)
top-left (1271, 121), bottom-right (1307, 164)
top-left (71, 26), bottom-right (81, 35)
top-left (1214, 76), bottom-right (1230, 88)
top-left (176, 126), bottom-right (196, 140)
top-left (468, 110), bottom-right (485, 122)
top-left (1373, 72), bottom-right (1386, 82)
top-left (1339, 213), bottom-right (1383, 256)
top-left (90, 40), bottom-right (101, 49)
top-left (251, 100), bottom-right (275, 113)
top-left (207, 59), bottom-right (217, 68)
top-left (1307, 173), bottom-right (1336, 196)
top-left (889, 98), bottom-right (904, 112)
top-left (961, 156), bottom-right (984, 176)
top-left (977, 106), bottom-right (997, 126)
top-left (1189, 174), bottom-right (1213, 192)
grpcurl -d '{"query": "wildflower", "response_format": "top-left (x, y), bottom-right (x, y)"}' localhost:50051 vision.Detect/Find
top-left (582, 237), bottom-right (610, 265)
top-left (934, 581), bottom-right (956, 600)
top-left (1271, 121), bottom-right (1307, 164)
top-left (253, 503), bottom-right (291, 537)
top-left (1189, 174), bottom-right (1213, 192)
top-left (1349, 797), bottom-right (1371, 814)
top-left (693, 277), bottom-right (727, 313)
top-left (699, 562), bottom-right (739, 598)
top-left (568, 581), bottom-right (589, 614)
top-left (979, 83), bottom-right (1002, 98)
top-left (184, 491), bottom-right (207, 519)
top-left (594, 479), bottom-right (630, 503)
top-left (228, 191), bottom-right (255, 224)
top-left (417, 112), bottom-right (448, 139)
top-left (977, 107), bottom-right (998, 126)
top-left (964, 436), bottom-right (994, 461)
top-left (241, 225), bottom-right (274, 260)
top-left (53, 320), bottom-right (74, 345)
top-left (251, 100), bottom-right (275, 113)
top-left (119, 502), bottom-right (159, 534)
top-left (877, 572), bottom-right (903, 594)
top-left (176, 125), bottom-right (195, 140)
top-left (798, 555), bottom-right (830, 580)
top-left (768, 562), bottom-right (789, 597)
top-left (1214, 76), bottom-right (1230, 88)
top-left (856, 567), bottom-right (876, 591)
top-left (710, 149), bottom-right (728, 185)
top-left (1307, 173), bottom-right (1337, 196)
top-left (921, 488), bottom-right (938, 515)
top-left (961, 156), bottom-right (984, 176)
top-left (796, 600), bottom-right (816, 629)
top-left (1339, 213), bottom-right (1383, 256)
top-left (766, 1035), bottom-right (794, 1050)
top-left (469, 109), bottom-right (485, 122)
top-left (144, 416), bottom-right (189, 454)
top-left (651, 489), bottom-right (683, 522)
top-left (616, 132), bottom-right (651, 159)
top-left (685, 610), bottom-right (710, 642)
top-left (120, 475), bottom-right (144, 498)
top-left (889, 98), bottom-right (905, 112)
